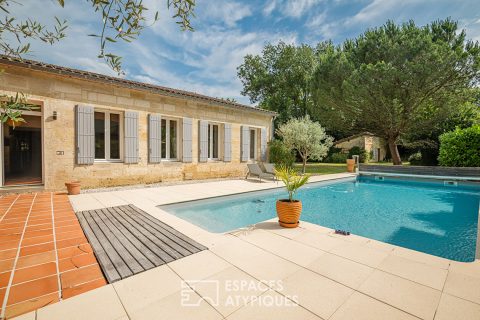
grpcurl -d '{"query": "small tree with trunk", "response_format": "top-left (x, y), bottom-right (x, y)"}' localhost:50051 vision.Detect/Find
top-left (276, 116), bottom-right (333, 174)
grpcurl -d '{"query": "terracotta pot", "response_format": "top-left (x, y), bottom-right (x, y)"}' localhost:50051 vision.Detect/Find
top-left (65, 181), bottom-right (81, 195)
top-left (276, 199), bottom-right (302, 228)
top-left (346, 159), bottom-right (356, 173)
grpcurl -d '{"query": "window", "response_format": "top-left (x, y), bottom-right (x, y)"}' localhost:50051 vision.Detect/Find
top-left (249, 128), bottom-right (256, 160)
top-left (161, 118), bottom-right (178, 160)
top-left (95, 111), bottom-right (121, 161)
top-left (208, 123), bottom-right (219, 159)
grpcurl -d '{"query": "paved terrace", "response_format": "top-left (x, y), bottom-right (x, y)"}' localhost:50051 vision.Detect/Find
top-left (8, 174), bottom-right (480, 320)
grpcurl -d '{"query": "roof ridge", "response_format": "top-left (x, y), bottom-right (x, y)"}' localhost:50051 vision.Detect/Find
top-left (0, 55), bottom-right (276, 116)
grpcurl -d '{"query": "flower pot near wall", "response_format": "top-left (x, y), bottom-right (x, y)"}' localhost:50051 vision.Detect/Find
top-left (346, 159), bottom-right (356, 173)
top-left (276, 199), bottom-right (302, 228)
top-left (65, 181), bottom-right (81, 195)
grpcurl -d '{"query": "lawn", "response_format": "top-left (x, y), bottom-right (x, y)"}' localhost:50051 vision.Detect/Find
top-left (294, 163), bottom-right (347, 175)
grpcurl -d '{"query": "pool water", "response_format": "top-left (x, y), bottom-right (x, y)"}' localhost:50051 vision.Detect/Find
top-left (160, 176), bottom-right (480, 262)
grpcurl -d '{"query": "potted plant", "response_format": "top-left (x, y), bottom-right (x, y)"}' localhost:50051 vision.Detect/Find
top-left (346, 158), bottom-right (355, 172)
top-left (65, 181), bottom-right (81, 195)
top-left (274, 165), bottom-right (310, 228)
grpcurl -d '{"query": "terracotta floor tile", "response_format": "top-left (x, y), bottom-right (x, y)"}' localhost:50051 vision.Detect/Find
top-left (0, 234), bottom-right (21, 242)
top-left (0, 223), bottom-right (24, 231)
top-left (27, 218), bottom-right (52, 226)
top-left (21, 235), bottom-right (53, 247)
top-left (0, 249), bottom-right (17, 261)
top-left (23, 229), bottom-right (53, 239)
top-left (0, 287), bottom-right (6, 304)
top-left (60, 264), bottom-right (103, 289)
top-left (57, 243), bottom-right (93, 260)
top-left (58, 253), bottom-right (98, 273)
top-left (56, 236), bottom-right (88, 249)
top-left (0, 270), bottom-right (11, 288)
top-left (19, 242), bottom-right (55, 257)
top-left (13, 262), bottom-right (57, 285)
top-left (16, 251), bottom-right (56, 269)
top-left (0, 240), bottom-right (20, 251)
top-left (62, 277), bottom-right (106, 299)
top-left (7, 275), bottom-right (58, 305)
top-left (4, 292), bottom-right (59, 319)
top-left (54, 224), bottom-right (83, 234)
top-left (56, 230), bottom-right (85, 241)
top-left (54, 220), bottom-right (79, 229)
top-left (25, 223), bottom-right (52, 232)
top-left (0, 259), bottom-right (14, 273)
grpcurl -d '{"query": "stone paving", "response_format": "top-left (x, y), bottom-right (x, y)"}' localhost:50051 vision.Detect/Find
top-left (8, 174), bottom-right (480, 320)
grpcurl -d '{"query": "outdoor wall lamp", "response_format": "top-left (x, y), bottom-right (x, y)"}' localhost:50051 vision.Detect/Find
top-left (53, 111), bottom-right (58, 120)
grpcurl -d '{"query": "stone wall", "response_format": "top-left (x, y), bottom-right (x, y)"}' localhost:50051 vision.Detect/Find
top-left (0, 65), bottom-right (274, 190)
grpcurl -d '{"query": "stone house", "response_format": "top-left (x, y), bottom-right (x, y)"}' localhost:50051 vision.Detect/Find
top-left (0, 56), bottom-right (276, 190)
top-left (334, 132), bottom-right (387, 162)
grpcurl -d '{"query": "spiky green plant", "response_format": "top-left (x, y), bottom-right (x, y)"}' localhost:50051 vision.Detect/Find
top-left (275, 165), bottom-right (310, 202)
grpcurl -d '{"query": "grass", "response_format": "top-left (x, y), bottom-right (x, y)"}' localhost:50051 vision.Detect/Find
top-left (293, 163), bottom-right (347, 175)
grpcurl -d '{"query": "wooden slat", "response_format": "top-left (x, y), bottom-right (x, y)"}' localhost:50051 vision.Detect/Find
top-left (104, 207), bottom-right (170, 265)
top-left (130, 205), bottom-right (206, 252)
top-left (97, 208), bottom-right (154, 270)
top-left (76, 205), bottom-right (207, 283)
top-left (84, 211), bottom-right (134, 279)
top-left (76, 211), bottom-right (121, 283)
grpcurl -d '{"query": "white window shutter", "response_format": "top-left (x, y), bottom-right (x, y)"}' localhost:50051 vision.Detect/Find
top-left (148, 114), bottom-right (161, 163)
top-left (124, 111), bottom-right (139, 163)
top-left (224, 123), bottom-right (232, 162)
top-left (75, 105), bottom-right (94, 165)
top-left (241, 126), bottom-right (250, 162)
top-left (199, 120), bottom-right (208, 162)
top-left (260, 127), bottom-right (267, 162)
top-left (182, 118), bottom-right (192, 163)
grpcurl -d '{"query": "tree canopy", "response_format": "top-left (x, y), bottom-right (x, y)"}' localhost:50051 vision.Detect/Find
top-left (237, 41), bottom-right (321, 124)
top-left (312, 19), bottom-right (480, 164)
top-left (276, 116), bottom-right (333, 173)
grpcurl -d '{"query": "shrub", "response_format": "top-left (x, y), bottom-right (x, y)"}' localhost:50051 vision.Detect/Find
top-left (268, 139), bottom-right (295, 167)
top-left (408, 151), bottom-right (422, 165)
top-left (348, 146), bottom-right (370, 163)
top-left (329, 152), bottom-right (348, 163)
top-left (438, 125), bottom-right (480, 167)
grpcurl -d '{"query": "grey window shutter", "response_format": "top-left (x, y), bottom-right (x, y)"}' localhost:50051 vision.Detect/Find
top-left (241, 126), bottom-right (250, 162)
top-left (124, 111), bottom-right (139, 163)
top-left (75, 105), bottom-right (94, 165)
top-left (148, 114), bottom-right (161, 163)
top-left (260, 127), bottom-right (267, 162)
top-left (224, 123), bottom-right (232, 162)
top-left (182, 117), bottom-right (192, 163)
top-left (199, 120), bottom-right (208, 162)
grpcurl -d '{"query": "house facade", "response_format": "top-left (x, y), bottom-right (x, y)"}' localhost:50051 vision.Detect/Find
top-left (0, 56), bottom-right (275, 190)
top-left (334, 132), bottom-right (387, 162)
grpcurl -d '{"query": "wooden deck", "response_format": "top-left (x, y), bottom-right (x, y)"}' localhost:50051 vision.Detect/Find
top-left (76, 205), bottom-right (207, 283)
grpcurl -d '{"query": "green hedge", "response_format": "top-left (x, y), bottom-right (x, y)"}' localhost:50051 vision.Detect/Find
top-left (268, 139), bottom-right (295, 167)
top-left (438, 125), bottom-right (480, 167)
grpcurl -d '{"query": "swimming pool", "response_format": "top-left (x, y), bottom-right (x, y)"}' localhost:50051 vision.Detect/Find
top-left (160, 176), bottom-right (480, 262)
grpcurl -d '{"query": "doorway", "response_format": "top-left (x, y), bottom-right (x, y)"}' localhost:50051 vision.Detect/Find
top-left (3, 114), bottom-right (42, 186)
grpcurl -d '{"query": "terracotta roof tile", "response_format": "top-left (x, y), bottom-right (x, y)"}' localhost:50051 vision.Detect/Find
top-left (0, 55), bottom-right (276, 116)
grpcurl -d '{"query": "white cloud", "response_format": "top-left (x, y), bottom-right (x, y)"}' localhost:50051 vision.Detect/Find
top-left (202, 1), bottom-right (252, 27)
top-left (282, 0), bottom-right (320, 18)
top-left (306, 11), bottom-right (327, 28)
top-left (263, 1), bottom-right (278, 16)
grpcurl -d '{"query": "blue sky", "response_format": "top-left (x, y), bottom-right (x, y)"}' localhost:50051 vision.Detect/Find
top-left (9, 0), bottom-right (480, 105)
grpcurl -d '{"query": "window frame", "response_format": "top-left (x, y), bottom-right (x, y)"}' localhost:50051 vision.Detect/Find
top-left (94, 109), bottom-right (123, 163)
top-left (161, 117), bottom-right (179, 161)
top-left (208, 123), bottom-right (220, 160)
